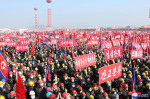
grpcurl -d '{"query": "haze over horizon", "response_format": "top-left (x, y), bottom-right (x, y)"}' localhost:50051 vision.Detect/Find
top-left (0, 0), bottom-right (150, 29)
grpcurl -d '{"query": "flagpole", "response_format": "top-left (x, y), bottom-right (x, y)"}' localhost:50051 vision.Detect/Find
top-left (147, 41), bottom-right (148, 57)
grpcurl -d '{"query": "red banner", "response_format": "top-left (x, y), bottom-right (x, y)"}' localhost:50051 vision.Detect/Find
top-left (0, 42), bottom-right (6, 46)
top-left (87, 40), bottom-right (99, 46)
top-left (4, 37), bottom-right (11, 42)
top-left (76, 34), bottom-right (83, 39)
top-left (55, 35), bottom-right (60, 39)
top-left (115, 35), bottom-right (121, 39)
top-left (79, 38), bottom-right (87, 42)
top-left (102, 41), bottom-right (112, 49)
top-left (141, 43), bottom-right (148, 50)
top-left (58, 40), bottom-right (77, 47)
top-left (75, 53), bottom-right (96, 70)
top-left (6, 41), bottom-right (17, 47)
top-left (64, 32), bottom-right (70, 37)
top-left (16, 38), bottom-right (26, 42)
top-left (104, 46), bottom-right (122, 61)
top-left (91, 36), bottom-right (99, 40)
top-left (48, 39), bottom-right (57, 45)
top-left (120, 40), bottom-right (124, 45)
top-left (20, 40), bottom-right (30, 45)
top-left (112, 39), bottom-right (120, 47)
top-left (29, 39), bottom-right (36, 43)
top-left (131, 50), bottom-right (143, 59)
top-left (99, 62), bottom-right (122, 84)
top-left (15, 45), bottom-right (28, 51)
top-left (132, 43), bottom-right (142, 50)
top-left (0, 35), bottom-right (5, 39)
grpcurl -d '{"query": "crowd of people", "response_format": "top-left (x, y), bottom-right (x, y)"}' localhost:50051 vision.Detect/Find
top-left (0, 38), bottom-right (150, 99)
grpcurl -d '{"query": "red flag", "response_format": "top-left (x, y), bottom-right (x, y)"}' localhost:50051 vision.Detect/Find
top-left (146, 45), bottom-right (150, 54)
top-left (71, 48), bottom-right (74, 59)
top-left (48, 65), bottom-right (51, 81)
top-left (40, 39), bottom-right (44, 44)
top-left (16, 71), bottom-right (27, 99)
top-left (30, 44), bottom-right (35, 56)
top-left (148, 70), bottom-right (150, 76)
top-left (49, 53), bottom-right (52, 63)
top-left (63, 54), bottom-right (67, 59)
top-left (0, 50), bottom-right (9, 81)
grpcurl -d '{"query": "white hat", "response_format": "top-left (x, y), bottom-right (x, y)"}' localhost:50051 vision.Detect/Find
top-left (29, 91), bottom-right (35, 95)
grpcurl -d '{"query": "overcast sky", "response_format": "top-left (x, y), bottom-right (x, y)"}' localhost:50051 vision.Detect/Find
top-left (0, 0), bottom-right (150, 28)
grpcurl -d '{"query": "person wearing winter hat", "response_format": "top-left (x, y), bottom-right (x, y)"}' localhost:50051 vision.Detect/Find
top-left (29, 90), bottom-right (39, 99)
top-left (62, 92), bottom-right (71, 99)
top-left (52, 84), bottom-right (60, 96)
top-left (27, 73), bottom-right (37, 83)
top-left (109, 88), bottom-right (119, 99)
top-left (60, 83), bottom-right (66, 94)
top-left (47, 87), bottom-right (52, 92)
top-left (103, 92), bottom-right (109, 99)
top-left (104, 81), bottom-right (111, 94)
top-left (119, 78), bottom-right (125, 87)
top-left (0, 81), bottom-right (9, 98)
top-left (35, 80), bottom-right (46, 99)
top-left (143, 83), bottom-right (150, 94)
top-left (95, 86), bottom-right (104, 99)
top-left (86, 87), bottom-right (93, 98)
top-left (63, 75), bottom-right (70, 90)
top-left (72, 89), bottom-right (78, 97)
top-left (9, 91), bottom-right (16, 99)
top-left (93, 83), bottom-right (99, 98)
top-left (80, 92), bottom-right (87, 99)
top-left (26, 81), bottom-right (35, 99)
top-left (0, 95), bottom-right (5, 99)
top-left (120, 84), bottom-right (129, 99)
top-left (137, 79), bottom-right (143, 93)
top-left (78, 86), bottom-right (83, 94)
top-left (89, 95), bottom-right (94, 99)
top-left (46, 92), bottom-right (52, 98)
top-left (49, 94), bottom-right (56, 99)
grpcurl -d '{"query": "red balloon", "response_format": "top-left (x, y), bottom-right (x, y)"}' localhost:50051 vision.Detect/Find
top-left (47, 0), bottom-right (52, 3)
top-left (34, 8), bottom-right (38, 11)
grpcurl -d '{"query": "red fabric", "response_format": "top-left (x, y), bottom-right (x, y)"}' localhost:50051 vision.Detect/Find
top-left (0, 52), bottom-right (9, 81)
top-left (71, 48), bottom-right (74, 59)
top-left (16, 72), bottom-right (27, 99)
top-left (148, 71), bottom-right (150, 76)
top-left (49, 53), bottom-right (52, 62)
top-left (75, 53), bottom-right (96, 70)
top-left (64, 55), bottom-right (67, 59)
top-left (58, 40), bottom-right (77, 47)
top-left (48, 66), bottom-right (51, 81)
top-left (146, 46), bottom-right (150, 54)
top-left (99, 62), bottom-right (122, 84)
top-left (40, 39), bottom-right (44, 44)
top-left (104, 46), bottom-right (122, 61)
top-left (131, 50), bottom-right (143, 59)
top-left (30, 44), bottom-right (35, 56)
